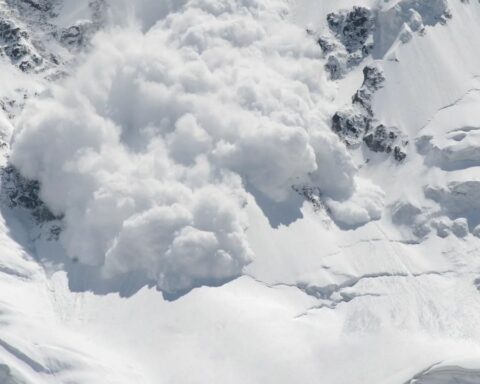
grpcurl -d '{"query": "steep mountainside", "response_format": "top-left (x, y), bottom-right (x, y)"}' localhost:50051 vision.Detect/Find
top-left (1, 0), bottom-right (480, 383)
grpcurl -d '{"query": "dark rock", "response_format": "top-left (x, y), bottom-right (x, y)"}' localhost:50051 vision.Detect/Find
top-left (332, 111), bottom-right (371, 146)
top-left (21, 0), bottom-right (52, 12)
top-left (394, 146), bottom-right (407, 162)
top-left (361, 42), bottom-right (374, 56)
top-left (326, 12), bottom-right (345, 35)
top-left (9, 42), bottom-right (28, 59)
top-left (0, 20), bottom-right (24, 40)
top-left (0, 17), bottom-right (42, 71)
top-left (1, 165), bottom-right (60, 223)
top-left (331, 64), bottom-right (408, 161)
top-left (351, 66), bottom-right (385, 114)
top-left (327, 7), bottom-right (375, 54)
top-left (346, 51), bottom-right (365, 69)
top-left (325, 55), bottom-right (345, 80)
top-left (317, 37), bottom-right (335, 54)
top-left (6, 0), bottom-right (55, 16)
top-left (321, 1), bottom-right (452, 79)
top-left (320, 6), bottom-right (376, 79)
top-left (364, 125), bottom-right (396, 153)
top-left (351, 88), bottom-right (371, 112)
top-left (362, 65), bottom-right (385, 91)
top-left (331, 66), bottom-right (381, 145)
top-left (363, 125), bottom-right (407, 162)
top-left (292, 185), bottom-right (325, 213)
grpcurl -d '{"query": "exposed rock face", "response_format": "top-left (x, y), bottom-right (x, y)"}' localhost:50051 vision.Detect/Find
top-left (0, 0), bottom-right (107, 73)
top-left (324, 55), bottom-right (345, 81)
top-left (364, 125), bottom-right (408, 161)
top-left (327, 7), bottom-right (374, 54)
top-left (292, 184), bottom-right (326, 213)
top-left (332, 110), bottom-right (370, 146)
top-left (0, 16), bottom-right (43, 71)
top-left (319, 6), bottom-right (375, 79)
top-left (352, 65), bottom-right (385, 113)
top-left (1, 165), bottom-right (59, 224)
top-left (0, 0), bottom-right (61, 72)
top-left (0, 1), bottom-right (107, 248)
top-left (331, 65), bottom-right (382, 146)
top-left (393, 146), bottom-right (407, 161)
top-left (331, 64), bottom-right (408, 161)
top-left (316, 0), bottom-right (451, 79)
top-left (7, 0), bottom-right (54, 14)
top-left (364, 125), bottom-right (398, 153)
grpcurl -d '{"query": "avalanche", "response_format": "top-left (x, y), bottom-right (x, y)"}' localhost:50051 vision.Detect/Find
top-left (0, 0), bottom-right (480, 383)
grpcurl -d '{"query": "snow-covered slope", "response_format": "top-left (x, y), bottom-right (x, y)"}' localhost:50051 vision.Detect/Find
top-left (1, 0), bottom-right (480, 383)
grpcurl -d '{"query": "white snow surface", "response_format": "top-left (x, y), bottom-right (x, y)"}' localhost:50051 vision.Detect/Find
top-left (0, 0), bottom-right (480, 383)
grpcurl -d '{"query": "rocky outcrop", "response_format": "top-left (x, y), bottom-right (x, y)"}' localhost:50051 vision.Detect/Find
top-left (316, 1), bottom-right (452, 79)
top-left (363, 125), bottom-right (408, 161)
top-left (0, 0), bottom-right (107, 72)
top-left (1, 165), bottom-right (59, 224)
top-left (292, 184), bottom-right (326, 213)
top-left (0, 16), bottom-right (43, 71)
top-left (331, 65), bottom-right (383, 146)
top-left (6, 0), bottom-right (54, 14)
top-left (0, 1), bottom-right (105, 242)
top-left (327, 7), bottom-right (375, 54)
top-left (352, 65), bottom-right (384, 112)
top-left (0, 165), bottom-right (62, 240)
top-left (331, 110), bottom-right (370, 146)
top-left (317, 6), bottom-right (375, 79)
top-left (331, 65), bottom-right (408, 161)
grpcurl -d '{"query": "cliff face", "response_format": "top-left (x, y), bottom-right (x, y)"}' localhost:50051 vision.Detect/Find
top-left (1, 1), bottom-right (480, 383)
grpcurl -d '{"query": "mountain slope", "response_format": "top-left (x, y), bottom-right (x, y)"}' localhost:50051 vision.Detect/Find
top-left (1, 0), bottom-right (480, 383)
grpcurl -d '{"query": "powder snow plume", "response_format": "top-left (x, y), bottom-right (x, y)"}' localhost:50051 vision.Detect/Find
top-left (10, 0), bottom-right (382, 296)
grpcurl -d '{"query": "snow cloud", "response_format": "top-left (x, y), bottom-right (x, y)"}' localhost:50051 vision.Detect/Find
top-left (10, 0), bottom-right (383, 296)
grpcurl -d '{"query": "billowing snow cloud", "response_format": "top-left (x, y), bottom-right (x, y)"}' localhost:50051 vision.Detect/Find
top-left (10, 0), bottom-right (383, 295)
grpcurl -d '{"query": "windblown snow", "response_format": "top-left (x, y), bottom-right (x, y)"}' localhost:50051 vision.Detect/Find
top-left (1, 0), bottom-right (480, 383)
